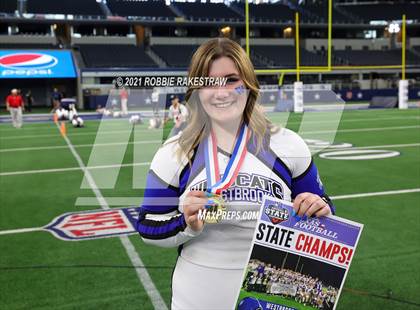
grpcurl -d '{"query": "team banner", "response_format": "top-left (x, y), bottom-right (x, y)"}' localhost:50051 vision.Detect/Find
top-left (236, 197), bottom-right (363, 310)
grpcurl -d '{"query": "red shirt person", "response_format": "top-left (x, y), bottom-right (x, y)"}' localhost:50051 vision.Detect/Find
top-left (6, 89), bottom-right (24, 128)
top-left (6, 92), bottom-right (24, 108)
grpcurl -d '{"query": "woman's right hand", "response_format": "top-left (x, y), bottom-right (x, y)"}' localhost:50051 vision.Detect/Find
top-left (182, 190), bottom-right (208, 232)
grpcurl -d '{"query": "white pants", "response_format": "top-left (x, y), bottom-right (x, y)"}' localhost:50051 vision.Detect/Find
top-left (10, 107), bottom-right (23, 128)
top-left (121, 98), bottom-right (128, 115)
top-left (171, 256), bottom-right (243, 310)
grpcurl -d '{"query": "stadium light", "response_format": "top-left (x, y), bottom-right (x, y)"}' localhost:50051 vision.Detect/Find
top-left (283, 26), bottom-right (292, 38)
top-left (221, 26), bottom-right (231, 35)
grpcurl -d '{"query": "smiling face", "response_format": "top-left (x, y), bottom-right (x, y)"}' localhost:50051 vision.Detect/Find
top-left (198, 56), bottom-right (248, 126)
top-left (179, 38), bottom-right (271, 161)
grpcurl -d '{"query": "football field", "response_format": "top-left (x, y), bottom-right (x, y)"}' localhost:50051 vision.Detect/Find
top-left (0, 108), bottom-right (419, 310)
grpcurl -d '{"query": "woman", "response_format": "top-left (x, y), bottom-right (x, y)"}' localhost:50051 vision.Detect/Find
top-left (137, 38), bottom-right (334, 310)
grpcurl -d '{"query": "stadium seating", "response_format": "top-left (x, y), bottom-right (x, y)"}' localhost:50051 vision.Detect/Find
top-left (27, 0), bottom-right (104, 16)
top-left (77, 44), bottom-right (157, 68)
top-left (145, 44), bottom-right (419, 69)
top-left (149, 43), bottom-right (295, 69)
top-left (300, 3), bottom-right (360, 23)
top-left (338, 3), bottom-right (420, 22)
top-left (333, 49), bottom-right (420, 66)
top-left (250, 45), bottom-right (326, 67)
top-left (0, 43), bottom-right (59, 49)
top-left (0, 24), bottom-right (7, 34)
top-left (174, 2), bottom-right (242, 21)
top-left (228, 2), bottom-right (359, 24)
top-left (151, 44), bottom-right (198, 68)
top-left (249, 54), bottom-right (272, 69)
top-left (392, 49), bottom-right (420, 66)
top-left (236, 3), bottom-right (294, 23)
top-left (0, 0), bottom-right (17, 14)
top-left (107, 0), bottom-right (176, 18)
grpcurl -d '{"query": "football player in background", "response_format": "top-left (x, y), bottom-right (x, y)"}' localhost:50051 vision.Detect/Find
top-left (68, 104), bottom-right (84, 128)
top-left (136, 38), bottom-right (334, 309)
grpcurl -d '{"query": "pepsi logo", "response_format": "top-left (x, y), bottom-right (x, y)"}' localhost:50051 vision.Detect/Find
top-left (0, 53), bottom-right (58, 69)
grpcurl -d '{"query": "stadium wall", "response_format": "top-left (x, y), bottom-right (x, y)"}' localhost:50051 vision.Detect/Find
top-left (304, 38), bottom-right (392, 50)
top-left (0, 34), bottom-right (56, 45)
top-left (0, 78), bottom-right (77, 108)
top-left (71, 36), bottom-right (136, 45)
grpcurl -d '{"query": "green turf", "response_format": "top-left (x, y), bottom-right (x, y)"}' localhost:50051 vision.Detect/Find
top-left (0, 108), bottom-right (419, 309)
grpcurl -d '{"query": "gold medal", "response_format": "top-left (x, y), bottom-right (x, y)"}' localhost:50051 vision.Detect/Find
top-left (204, 195), bottom-right (226, 224)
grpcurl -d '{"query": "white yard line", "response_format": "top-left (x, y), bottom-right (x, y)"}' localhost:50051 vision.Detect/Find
top-left (287, 116), bottom-right (420, 125)
top-left (0, 227), bottom-right (43, 235)
top-left (0, 140), bottom-right (162, 153)
top-left (331, 188), bottom-right (420, 200)
top-left (0, 115), bottom-right (416, 133)
top-left (0, 124), bottom-right (130, 134)
top-left (2, 141), bottom-right (419, 154)
top-left (0, 123), bottom-right (54, 128)
top-left (71, 188), bottom-right (420, 206)
top-left (1, 125), bottom-right (419, 140)
top-left (75, 197), bottom-right (143, 206)
top-left (309, 143), bottom-right (420, 150)
top-left (302, 125), bottom-right (420, 135)
top-left (0, 129), bottom-right (138, 140)
top-left (57, 124), bottom-right (168, 310)
top-left (0, 162), bottom-right (151, 176)
top-left (339, 143), bottom-right (420, 150)
top-left (1, 188), bottom-right (418, 235)
top-left (1, 142), bottom-right (419, 176)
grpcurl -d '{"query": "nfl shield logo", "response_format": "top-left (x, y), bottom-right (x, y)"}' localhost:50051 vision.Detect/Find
top-left (45, 207), bottom-right (140, 241)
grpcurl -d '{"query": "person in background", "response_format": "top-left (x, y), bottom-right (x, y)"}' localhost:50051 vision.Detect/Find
top-left (120, 87), bottom-right (129, 116)
top-left (151, 87), bottom-right (160, 115)
top-left (167, 94), bottom-right (189, 136)
top-left (25, 90), bottom-right (33, 112)
top-left (51, 88), bottom-right (62, 112)
top-left (6, 88), bottom-right (24, 128)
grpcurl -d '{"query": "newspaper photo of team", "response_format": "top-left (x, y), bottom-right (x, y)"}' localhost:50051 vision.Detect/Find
top-left (241, 242), bottom-right (341, 310)
top-left (243, 258), bottom-right (338, 310)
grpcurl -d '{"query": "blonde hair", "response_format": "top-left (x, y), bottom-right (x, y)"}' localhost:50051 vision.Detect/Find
top-left (177, 38), bottom-right (277, 161)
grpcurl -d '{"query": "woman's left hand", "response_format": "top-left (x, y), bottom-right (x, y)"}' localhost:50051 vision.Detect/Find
top-left (292, 192), bottom-right (331, 218)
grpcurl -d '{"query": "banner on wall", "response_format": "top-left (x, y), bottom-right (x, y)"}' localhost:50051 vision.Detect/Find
top-left (0, 50), bottom-right (77, 78)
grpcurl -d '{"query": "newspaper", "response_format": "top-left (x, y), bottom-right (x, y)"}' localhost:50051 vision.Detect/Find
top-left (235, 196), bottom-right (363, 310)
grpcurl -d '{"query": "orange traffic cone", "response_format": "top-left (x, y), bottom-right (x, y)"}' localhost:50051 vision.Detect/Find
top-left (60, 122), bottom-right (67, 136)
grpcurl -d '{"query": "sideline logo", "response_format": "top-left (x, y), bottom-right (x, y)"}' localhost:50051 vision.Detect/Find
top-left (0, 53), bottom-right (58, 69)
top-left (45, 207), bottom-right (139, 241)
